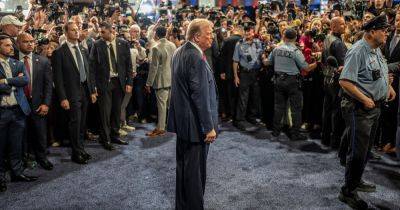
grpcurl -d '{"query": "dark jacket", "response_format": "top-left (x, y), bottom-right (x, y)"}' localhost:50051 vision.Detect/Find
top-left (219, 34), bottom-right (242, 80)
top-left (52, 42), bottom-right (94, 103)
top-left (167, 42), bottom-right (219, 142)
top-left (89, 38), bottom-right (133, 95)
top-left (30, 53), bottom-right (53, 110)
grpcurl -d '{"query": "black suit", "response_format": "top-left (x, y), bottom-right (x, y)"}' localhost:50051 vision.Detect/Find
top-left (380, 32), bottom-right (400, 146)
top-left (24, 53), bottom-right (53, 161)
top-left (218, 34), bottom-right (241, 118)
top-left (52, 42), bottom-right (94, 156)
top-left (89, 38), bottom-right (133, 142)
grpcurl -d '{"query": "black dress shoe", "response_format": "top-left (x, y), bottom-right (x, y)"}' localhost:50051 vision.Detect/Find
top-left (37, 159), bottom-right (54, 170)
top-left (338, 188), bottom-right (368, 209)
top-left (71, 154), bottom-right (88, 164)
top-left (11, 174), bottom-right (38, 182)
top-left (0, 181), bottom-right (6, 192)
top-left (102, 142), bottom-right (115, 151)
top-left (356, 180), bottom-right (376, 192)
top-left (82, 152), bottom-right (92, 160)
top-left (111, 138), bottom-right (128, 145)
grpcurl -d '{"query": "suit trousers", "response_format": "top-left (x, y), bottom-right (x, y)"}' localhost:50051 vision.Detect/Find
top-left (176, 137), bottom-right (209, 210)
top-left (68, 83), bottom-right (89, 156)
top-left (98, 78), bottom-right (124, 142)
top-left (26, 112), bottom-right (48, 161)
top-left (120, 92), bottom-right (132, 124)
top-left (0, 106), bottom-right (26, 181)
top-left (341, 97), bottom-right (380, 192)
top-left (322, 80), bottom-right (345, 148)
top-left (155, 88), bottom-right (170, 130)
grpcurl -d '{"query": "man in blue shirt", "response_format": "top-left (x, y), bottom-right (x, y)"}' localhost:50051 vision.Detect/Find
top-left (267, 28), bottom-right (317, 140)
top-left (232, 22), bottom-right (264, 130)
top-left (338, 15), bottom-right (396, 209)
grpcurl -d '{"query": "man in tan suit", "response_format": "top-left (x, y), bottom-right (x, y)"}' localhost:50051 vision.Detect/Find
top-left (145, 26), bottom-right (176, 137)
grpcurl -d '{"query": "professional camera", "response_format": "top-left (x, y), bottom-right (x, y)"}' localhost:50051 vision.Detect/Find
top-left (354, 0), bottom-right (369, 19)
top-left (37, 37), bottom-right (50, 46)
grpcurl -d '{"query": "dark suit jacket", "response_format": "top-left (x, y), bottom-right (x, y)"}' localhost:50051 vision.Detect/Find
top-left (30, 53), bottom-right (53, 111)
top-left (52, 42), bottom-right (94, 103)
top-left (167, 42), bottom-right (219, 142)
top-left (89, 38), bottom-right (133, 95)
top-left (219, 34), bottom-right (242, 80)
top-left (0, 58), bottom-right (31, 115)
top-left (384, 32), bottom-right (400, 65)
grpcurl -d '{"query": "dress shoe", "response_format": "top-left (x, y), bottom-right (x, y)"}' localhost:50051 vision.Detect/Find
top-left (102, 142), bottom-right (115, 151)
top-left (0, 181), bottom-right (6, 192)
top-left (271, 131), bottom-right (280, 137)
top-left (338, 188), bottom-right (368, 209)
top-left (37, 159), bottom-right (54, 170)
top-left (112, 138), bottom-right (129, 145)
top-left (233, 121), bottom-right (248, 131)
top-left (11, 174), bottom-right (38, 182)
top-left (146, 129), bottom-right (166, 137)
top-left (356, 180), bottom-right (376, 192)
top-left (71, 154), bottom-right (88, 164)
top-left (290, 133), bottom-right (307, 141)
top-left (82, 152), bottom-right (92, 160)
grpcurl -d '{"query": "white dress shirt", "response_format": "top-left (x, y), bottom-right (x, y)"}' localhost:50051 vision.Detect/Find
top-left (66, 40), bottom-right (85, 71)
top-left (19, 53), bottom-right (33, 88)
top-left (106, 38), bottom-right (118, 78)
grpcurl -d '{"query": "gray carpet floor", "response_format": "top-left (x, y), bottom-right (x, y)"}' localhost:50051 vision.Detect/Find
top-left (1, 122), bottom-right (400, 209)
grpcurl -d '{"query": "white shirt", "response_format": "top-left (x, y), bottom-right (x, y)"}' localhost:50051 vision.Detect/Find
top-left (189, 41), bottom-right (203, 55)
top-left (66, 40), bottom-right (85, 71)
top-left (0, 57), bottom-right (18, 106)
top-left (19, 53), bottom-right (33, 88)
top-left (130, 45), bottom-right (146, 73)
top-left (106, 38), bottom-right (118, 77)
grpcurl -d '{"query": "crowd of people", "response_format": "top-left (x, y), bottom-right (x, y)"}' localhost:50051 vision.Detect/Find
top-left (0, 0), bottom-right (399, 208)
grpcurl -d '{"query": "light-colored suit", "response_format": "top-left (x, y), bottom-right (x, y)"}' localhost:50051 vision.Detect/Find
top-left (146, 38), bottom-right (176, 89)
top-left (146, 38), bottom-right (176, 130)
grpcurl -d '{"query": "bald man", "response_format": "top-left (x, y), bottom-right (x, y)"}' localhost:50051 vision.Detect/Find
top-left (321, 17), bottom-right (348, 151)
top-left (17, 33), bottom-right (53, 170)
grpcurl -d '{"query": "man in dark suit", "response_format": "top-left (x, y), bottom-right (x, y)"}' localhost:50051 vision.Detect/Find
top-left (167, 19), bottom-right (218, 210)
top-left (17, 32), bottom-right (53, 170)
top-left (0, 35), bottom-right (38, 193)
top-left (385, 13), bottom-right (400, 159)
top-left (89, 22), bottom-right (133, 150)
top-left (219, 27), bottom-right (243, 120)
top-left (52, 22), bottom-right (96, 164)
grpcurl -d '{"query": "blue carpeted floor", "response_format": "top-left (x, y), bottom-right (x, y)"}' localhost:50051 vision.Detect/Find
top-left (1, 122), bottom-right (400, 209)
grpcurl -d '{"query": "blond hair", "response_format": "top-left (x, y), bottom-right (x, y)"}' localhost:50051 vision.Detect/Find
top-left (186, 18), bottom-right (213, 41)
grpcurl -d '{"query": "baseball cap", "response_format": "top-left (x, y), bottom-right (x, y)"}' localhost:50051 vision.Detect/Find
top-left (0, 15), bottom-right (24, 27)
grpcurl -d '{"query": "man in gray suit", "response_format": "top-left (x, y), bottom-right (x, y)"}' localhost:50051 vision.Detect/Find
top-left (145, 26), bottom-right (176, 137)
top-left (167, 19), bottom-right (218, 210)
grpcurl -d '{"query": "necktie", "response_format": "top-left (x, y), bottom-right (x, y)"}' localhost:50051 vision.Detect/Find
top-left (390, 35), bottom-right (399, 55)
top-left (23, 56), bottom-right (31, 98)
top-left (109, 43), bottom-right (117, 74)
top-left (73, 45), bottom-right (86, 82)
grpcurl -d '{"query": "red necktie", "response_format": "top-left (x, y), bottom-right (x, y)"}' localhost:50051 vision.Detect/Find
top-left (23, 56), bottom-right (31, 98)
